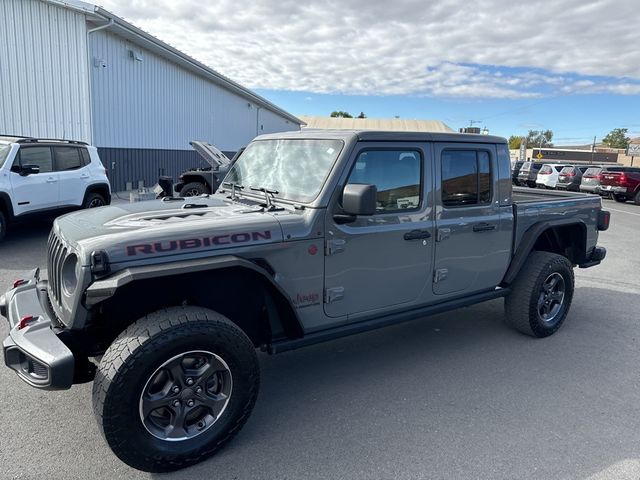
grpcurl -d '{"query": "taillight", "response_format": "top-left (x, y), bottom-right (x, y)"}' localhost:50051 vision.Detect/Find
top-left (620, 173), bottom-right (627, 184)
top-left (597, 174), bottom-right (603, 181)
top-left (567, 172), bottom-right (576, 177)
top-left (597, 210), bottom-right (610, 231)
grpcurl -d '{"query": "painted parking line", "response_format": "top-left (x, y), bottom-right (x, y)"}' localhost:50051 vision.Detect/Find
top-left (607, 207), bottom-right (640, 217)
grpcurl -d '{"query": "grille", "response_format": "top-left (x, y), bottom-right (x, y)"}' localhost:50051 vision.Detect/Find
top-left (47, 230), bottom-right (67, 310)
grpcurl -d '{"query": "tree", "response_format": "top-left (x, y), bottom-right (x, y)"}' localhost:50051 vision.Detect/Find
top-left (602, 128), bottom-right (630, 149)
top-left (357, 111), bottom-right (367, 119)
top-left (526, 129), bottom-right (554, 148)
top-left (508, 136), bottom-right (522, 150)
top-left (330, 111), bottom-right (353, 118)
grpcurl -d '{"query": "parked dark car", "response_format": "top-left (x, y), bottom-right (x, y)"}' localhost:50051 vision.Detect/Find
top-left (511, 161), bottom-right (524, 185)
top-left (599, 166), bottom-right (640, 204)
top-left (517, 161), bottom-right (543, 187)
top-left (556, 165), bottom-right (589, 191)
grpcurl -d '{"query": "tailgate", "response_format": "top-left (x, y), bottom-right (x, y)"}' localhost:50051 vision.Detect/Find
top-left (600, 172), bottom-right (624, 186)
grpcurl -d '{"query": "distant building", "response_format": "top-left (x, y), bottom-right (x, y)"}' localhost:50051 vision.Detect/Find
top-left (0, 0), bottom-right (303, 190)
top-left (299, 116), bottom-right (453, 133)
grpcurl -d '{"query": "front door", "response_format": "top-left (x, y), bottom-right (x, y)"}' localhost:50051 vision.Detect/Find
top-left (9, 146), bottom-right (59, 216)
top-left (432, 143), bottom-right (511, 296)
top-left (324, 144), bottom-right (434, 318)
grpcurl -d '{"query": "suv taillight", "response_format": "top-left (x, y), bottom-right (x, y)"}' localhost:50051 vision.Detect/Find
top-left (620, 173), bottom-right (627, 184)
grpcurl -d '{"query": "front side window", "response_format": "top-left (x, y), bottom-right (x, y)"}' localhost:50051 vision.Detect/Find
top-left (441, 150), bottom-right (492, 207)
top-left (15, 147), bottom-right (53, 173)
top-left (346, 150), bottom-right (422, 212)
top-left (54, 147), bottom-right (83, 171)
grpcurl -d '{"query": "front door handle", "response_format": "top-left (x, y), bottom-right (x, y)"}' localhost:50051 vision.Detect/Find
top-left (473, 223), bottom-right (496, 232)
top-left (80, 173), bottom-right (90, 179)
top-left (404, 229), bottom-right (431, 241)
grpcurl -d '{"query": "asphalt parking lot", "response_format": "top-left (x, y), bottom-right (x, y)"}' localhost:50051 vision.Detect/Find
top-left (0, 198), bottom-right (639, 480)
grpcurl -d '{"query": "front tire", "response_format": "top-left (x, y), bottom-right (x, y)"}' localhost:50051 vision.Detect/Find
top-left (614, 194), bottom-right (627, 203)
top-left (504, 251), bottom-right (574, 337)
top-left (92, 306), bottom-right (260, 472)
top-left (634, 190), bottom-right (640, 206)
top-left (0, 210), bottom-right (6, 242)
top-left (180, 182), bottom-right (210, 197)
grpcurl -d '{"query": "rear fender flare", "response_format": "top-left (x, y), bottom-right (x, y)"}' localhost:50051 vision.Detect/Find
top-left (502, 219), bottom-right (587, 285)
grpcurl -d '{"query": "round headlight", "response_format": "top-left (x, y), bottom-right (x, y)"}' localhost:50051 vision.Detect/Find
top-left (61, 253), bottom-right (78, 296)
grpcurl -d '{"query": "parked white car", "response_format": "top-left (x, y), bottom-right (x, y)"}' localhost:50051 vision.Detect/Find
top-left (0, 136), bottom-right (111, 241)
top-left (536, 164), bottom-right (567, 189)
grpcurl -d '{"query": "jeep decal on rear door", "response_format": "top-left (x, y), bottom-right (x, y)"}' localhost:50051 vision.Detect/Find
top-left (126, 230), bottom-right (272, 256)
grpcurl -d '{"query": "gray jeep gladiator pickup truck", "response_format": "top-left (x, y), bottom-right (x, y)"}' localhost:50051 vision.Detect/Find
top-left (1, 130), bottom-right (609, 472)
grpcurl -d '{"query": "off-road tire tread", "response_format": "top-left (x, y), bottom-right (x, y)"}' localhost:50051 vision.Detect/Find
top-left (505, 251), bottom-right (574, 337)
top-left (92, 306), bottom-right (259, 472)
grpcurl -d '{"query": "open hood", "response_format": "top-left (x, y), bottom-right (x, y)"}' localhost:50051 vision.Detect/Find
top-left (190, 141), bottom-right (232, 170)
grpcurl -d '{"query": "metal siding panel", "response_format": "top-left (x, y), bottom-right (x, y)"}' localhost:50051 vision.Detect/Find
top-left (89, 29), bottom-right (297, 152)
top-left (0, 0), bottom-right (90, 141)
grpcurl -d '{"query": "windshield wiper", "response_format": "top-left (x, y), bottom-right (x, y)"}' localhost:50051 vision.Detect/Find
top-left (250, 186), bottom-right (281, 211)
top-left (221, 181), bottom-right (244, 200)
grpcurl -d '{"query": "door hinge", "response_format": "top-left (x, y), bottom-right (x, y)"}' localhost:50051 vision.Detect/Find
top-left (433, 268), bottom-right (448, 283)
top-left (325, 238), bottom-right (346, 256)
top-left (324, 287), bottom-right (345, 304)
top-left (436, 228), bottom-right (451, 242)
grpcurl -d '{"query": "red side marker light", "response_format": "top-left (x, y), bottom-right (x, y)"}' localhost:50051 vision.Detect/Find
top-left (13, 279), bottom-right (27, 288)
top-left (18, 315), bottom-right (36, 330)
top-left (308, 244), bottom-right (318, 255)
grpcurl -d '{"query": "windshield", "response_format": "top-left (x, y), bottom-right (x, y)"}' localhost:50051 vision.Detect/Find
top-left (223, 138), bottom-right (344, 203)
top-left (0, 144), bottom-right (11, 168)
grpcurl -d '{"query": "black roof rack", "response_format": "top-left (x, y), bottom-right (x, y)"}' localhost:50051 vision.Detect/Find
top-left (0, 134), bottom-right (32, 139)
top-left (16, 138), bottom-right (88, 146)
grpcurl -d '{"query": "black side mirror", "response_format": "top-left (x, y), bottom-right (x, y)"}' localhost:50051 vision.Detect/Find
top-left (19, 164), bottom-right (40, 176)
top-left (341, 183), bottom-right (377, 217)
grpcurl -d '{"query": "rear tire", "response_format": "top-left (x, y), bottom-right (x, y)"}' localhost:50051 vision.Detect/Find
top-left (83, 192), bottom-right (106, 209)
top-left (504, 251), bottom-right (574, 337)
top-left (634, 191), bottom-right (640, 206)
top-left (92, 306), bottom-right (260, 472)
top-left (614, 194), bottom-right (627, 203)
top-left (180, 182), bottom-right (210, 197)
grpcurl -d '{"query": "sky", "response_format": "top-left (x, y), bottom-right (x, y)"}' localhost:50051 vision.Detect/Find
top-left (100, 0), bottom-right (640, 145)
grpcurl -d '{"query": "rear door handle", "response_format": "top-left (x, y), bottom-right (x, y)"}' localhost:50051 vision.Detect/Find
top-left (404, 229), bottom-right (431, 241)
top-left (46, 177), bottom-right (57, 183)
top-left (473, 223), bottom-right (496, 232)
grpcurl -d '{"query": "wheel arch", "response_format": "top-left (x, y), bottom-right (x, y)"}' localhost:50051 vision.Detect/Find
top-left (84, 183), bottom-right (112, 205)
top-left (84, 255), bottom-right (303, 353)
top-left (502, 219), bottom-right (587, 285)
top-left (181, 174), bottom-right (213, 191)
top-left (0, 191), bottom-right (14, 221)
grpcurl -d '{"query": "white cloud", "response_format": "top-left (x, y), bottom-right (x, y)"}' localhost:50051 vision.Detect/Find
top-left (98, 0), bottom-right (640, 98)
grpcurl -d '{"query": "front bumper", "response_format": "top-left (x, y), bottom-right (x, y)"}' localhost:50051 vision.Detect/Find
top-left (1, 269), bottom-right (74, 390)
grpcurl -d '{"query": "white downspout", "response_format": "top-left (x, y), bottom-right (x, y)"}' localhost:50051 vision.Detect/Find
top-left (85, 18), bottom-right (114, 145)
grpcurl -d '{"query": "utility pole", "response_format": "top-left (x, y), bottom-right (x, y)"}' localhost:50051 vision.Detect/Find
top-left (590, 135), bottom-right (596, 164)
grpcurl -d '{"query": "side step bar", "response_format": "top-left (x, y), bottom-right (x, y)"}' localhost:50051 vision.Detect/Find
top-left (269, 288), bottom-right (509, 354)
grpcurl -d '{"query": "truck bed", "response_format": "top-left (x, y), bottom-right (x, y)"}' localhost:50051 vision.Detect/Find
top-left (512, 186), bottom-right (603, 255)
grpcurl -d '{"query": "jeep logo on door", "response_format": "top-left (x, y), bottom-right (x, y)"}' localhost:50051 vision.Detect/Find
top-left (126, 230), bottom-right (272, 256)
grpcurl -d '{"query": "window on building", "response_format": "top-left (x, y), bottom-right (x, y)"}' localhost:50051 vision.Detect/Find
top-left (54, 147), bottom-right (83, 171)
top-left (15, 147), bottom-right (53, 173)
top-left (346, 150), bottom-right (422, 212)
top-left (441, 150), bottom-right (492, 207)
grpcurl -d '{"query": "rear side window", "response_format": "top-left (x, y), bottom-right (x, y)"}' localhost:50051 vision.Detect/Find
top-left (347, 150), bottom-right (422, 212)
top-left (441, 150), bottom-right (492, 207)
top-left (54, 147), bottom-right (83, 171)
top-left (80, 148), bottom-right (91, 166)
top-left (16, 147), bottom-right (53, 173)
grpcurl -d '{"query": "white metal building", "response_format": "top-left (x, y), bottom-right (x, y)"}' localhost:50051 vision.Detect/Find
top-left (0, 0), bottom-right (303, 190)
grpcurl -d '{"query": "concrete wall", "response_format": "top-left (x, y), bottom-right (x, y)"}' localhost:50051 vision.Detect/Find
top-left (0, 0), bottom-right (91, 141)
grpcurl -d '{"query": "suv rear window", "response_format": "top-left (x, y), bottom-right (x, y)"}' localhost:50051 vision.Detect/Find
top-left (584, 168), bottom-right (602, 176)
top-left (560, 166), bottom-right (575, 174)
top-left (54, 147), bottom-right (83, 171)
top-left (539, 165), bottom-right (552, 174)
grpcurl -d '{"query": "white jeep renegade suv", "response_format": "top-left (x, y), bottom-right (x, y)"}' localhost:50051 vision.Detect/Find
top-left (0, 136), bottom-right (111, 241)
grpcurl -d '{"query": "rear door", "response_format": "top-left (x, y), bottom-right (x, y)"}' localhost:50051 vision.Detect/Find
top-left (9, 146), bottom-right (59, 215)
top-left (54, 146), bottom-right (91, 206)
top-left (432, 143), bottom-right (512, 296)
top-left (324, 143), bottom-right (435, 318)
